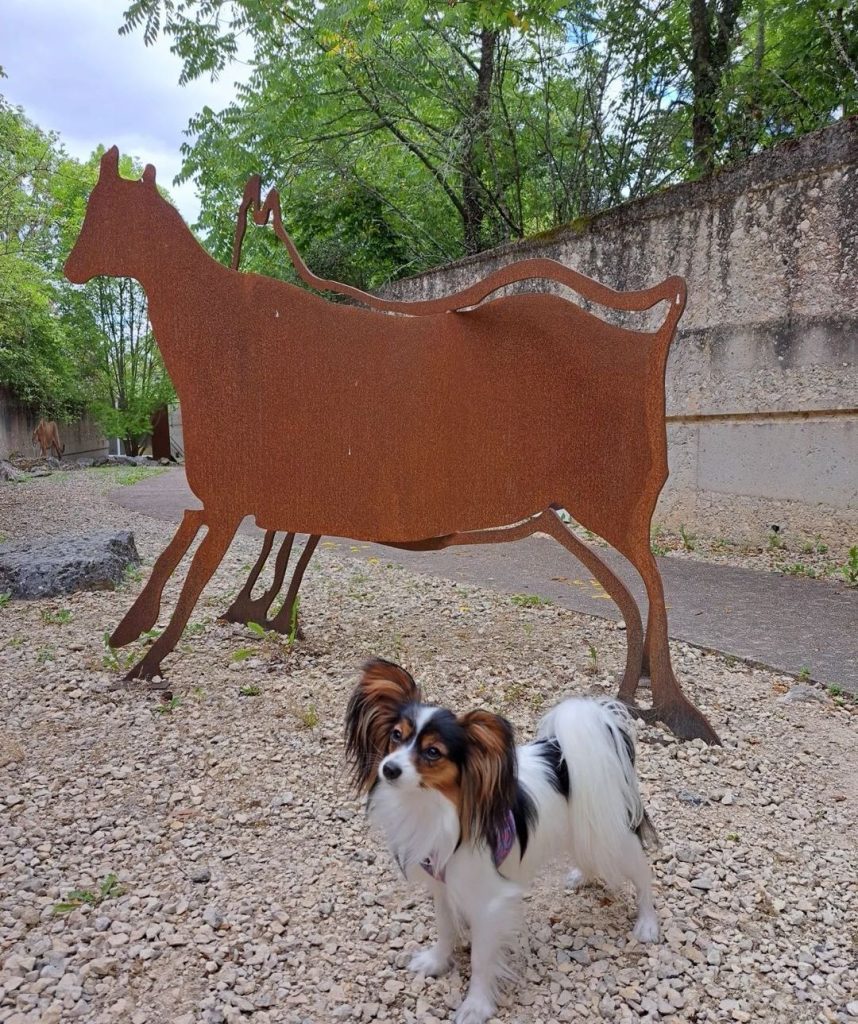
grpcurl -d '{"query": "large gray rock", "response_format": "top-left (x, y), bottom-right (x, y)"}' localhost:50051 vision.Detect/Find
top-left (0, 531), bottom-right (140, 599)
top-left (0, 461), bottom-right (28, 483)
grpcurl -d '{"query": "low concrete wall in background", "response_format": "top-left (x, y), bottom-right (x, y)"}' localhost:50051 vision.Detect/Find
top-left (383, 118), bottom-right (858, 553)
top-left (0, 387), bottom-right (107, 461)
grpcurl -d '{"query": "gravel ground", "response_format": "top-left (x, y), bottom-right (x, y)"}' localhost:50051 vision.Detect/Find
top-left (1, 470), bottom-right (856, 1024)
top-left (563, 517), bottom-right (856, 588)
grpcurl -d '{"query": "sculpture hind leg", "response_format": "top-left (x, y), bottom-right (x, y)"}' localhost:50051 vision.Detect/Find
top-left (386, 510), bottom-right (643, 697)
top-left (618, 535), bottom-right (720, 744)
top-left (538, 512), bottom-right (643, 699)
top-left (126, 515), bottom-right (240, 680)
top-left (111, 509), bottom-right (205, 647)
top-left (221, 530), bottom-right (293, 626)
top-left (267, 534), bottom-right (320, 636)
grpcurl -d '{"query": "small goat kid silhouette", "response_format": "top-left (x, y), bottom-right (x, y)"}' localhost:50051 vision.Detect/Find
top-left (65, 146), bottom-right (718, 744)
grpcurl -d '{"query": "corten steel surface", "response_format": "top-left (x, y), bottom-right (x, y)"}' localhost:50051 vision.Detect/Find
top-left (225, 183), bottom-right (645, 691)
top-left (64, 148), bottom-right (719, 743)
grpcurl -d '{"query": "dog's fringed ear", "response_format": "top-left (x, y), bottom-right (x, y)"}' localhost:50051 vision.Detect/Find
top-left (345, 659), bottom-right (421, 793)
top-left (458, 710), bottom-right (517, 848)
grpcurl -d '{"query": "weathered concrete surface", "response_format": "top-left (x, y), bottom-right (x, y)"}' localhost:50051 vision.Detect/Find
top-left (383, 118), bottom-right (858, 553)
top-left (0, 531), bottom-right (140, 599)
top-left (112, 469), bottom-right (858, 692)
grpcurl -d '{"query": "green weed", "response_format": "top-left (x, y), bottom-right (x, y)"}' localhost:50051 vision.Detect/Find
top-left (299, 703), bottom-right (319, 729)
top-left (782, 563), bottom-right (817, 579)
top-left (41, 608), bottom-right (72, 625)
top-left (797, 667), bottom-right (811, 682)
top-left (679, 524), bottom-right (696, 551)
top-left (838, 546), bottom-right (858, 586)
top-left (767, 528), bottom-right (785, 551)
top-left (650, 524), bottom-right (667, 557)
top-left (122, 564), bottom-right (144, 586)
top-left (0, 592), bottom-right (11, 609)
top-left (54, 873), bottom-right (123, 914)
top-left (287, 597), bottom-right (301, 646)
top-left (239, 684), bottom-right (261, 697)
top-left (102, 632), bottom-right (135, 672)
top-left (511, 593), bottom-right (552, 608)
top-left (153, 696), bottom-right (181, 715)
top-left (585, 642), bottom-right (599, 674)
top-left (114, 466), bottom-right (167, 487)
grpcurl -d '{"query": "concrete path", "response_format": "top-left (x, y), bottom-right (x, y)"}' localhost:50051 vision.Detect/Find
top-left (112, 469), bottom-right (858, 692)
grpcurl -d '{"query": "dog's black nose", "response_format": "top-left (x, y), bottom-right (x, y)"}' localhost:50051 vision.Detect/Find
top-left (382, 761), bottom-right (402, 781)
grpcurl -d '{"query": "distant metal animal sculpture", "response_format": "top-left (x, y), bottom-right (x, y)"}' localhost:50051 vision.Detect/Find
top-left (32, 419), bottom-right (64, 459)
top-left (64, 147), bottom-right (719, 744)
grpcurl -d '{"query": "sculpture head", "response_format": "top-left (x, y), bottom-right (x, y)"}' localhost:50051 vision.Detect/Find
top-left (64, 146), bottom-right (163, 284)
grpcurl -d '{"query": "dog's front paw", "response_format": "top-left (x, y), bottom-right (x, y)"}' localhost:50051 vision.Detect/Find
top-left (454, 993), bottom-right (495, 1024)
top-left (409, 946), bottom-right (453, 977)
top-left (631, 912), bottom-right (660, 943)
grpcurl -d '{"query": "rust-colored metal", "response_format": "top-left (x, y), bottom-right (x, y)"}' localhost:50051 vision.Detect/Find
top-left (65, 147), bottom-right (719, 743)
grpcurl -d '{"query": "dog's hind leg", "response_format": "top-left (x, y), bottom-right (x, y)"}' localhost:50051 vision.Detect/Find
top-left (617, 830), bottom-right (659, 943)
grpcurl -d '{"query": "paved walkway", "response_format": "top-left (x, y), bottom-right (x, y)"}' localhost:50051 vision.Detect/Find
top-left (112, 469), bottom-right (858, 692)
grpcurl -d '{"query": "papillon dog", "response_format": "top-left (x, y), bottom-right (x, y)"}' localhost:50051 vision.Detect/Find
top-left (345, 659), bottom-right (659, 1024)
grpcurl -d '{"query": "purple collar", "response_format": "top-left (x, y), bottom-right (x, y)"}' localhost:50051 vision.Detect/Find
top-left (420, 811), bottom-right (517, 882)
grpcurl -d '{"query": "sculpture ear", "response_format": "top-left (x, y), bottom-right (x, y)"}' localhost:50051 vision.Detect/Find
top-left (99, 146), bottom-right (120, 179)
top-left (142, 164), bottom-right (156, 186)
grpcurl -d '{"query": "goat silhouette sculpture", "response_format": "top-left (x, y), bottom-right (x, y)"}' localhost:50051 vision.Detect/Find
top-left (65, 147), bottom-right (718, 744)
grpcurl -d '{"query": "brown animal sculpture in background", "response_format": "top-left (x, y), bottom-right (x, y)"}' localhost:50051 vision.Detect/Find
top-left (64, 147), bottom-right (719, 744)
top-left (32, 419), bottom-right (64, 459)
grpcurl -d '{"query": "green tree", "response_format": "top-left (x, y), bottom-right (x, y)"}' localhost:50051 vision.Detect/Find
top-left (120, 0), bottom-right (854, 284)
top-left (0, 97), bottom-right (85, 418)
top-left (1, 97), bottom-right (175, 453)
top-left (121, 0), bottom-right (686, 281)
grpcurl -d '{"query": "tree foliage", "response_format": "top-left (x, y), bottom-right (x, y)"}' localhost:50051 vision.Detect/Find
top-left (0, 98), bottom-right (84, 417)
top-left (120, 0), bottom-right (856, 284)
top-left (0, 100), bottom-right (175, 451)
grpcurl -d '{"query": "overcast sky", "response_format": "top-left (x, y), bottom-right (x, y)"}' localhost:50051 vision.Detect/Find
top-left (0, 0), bottom-right (249, 223)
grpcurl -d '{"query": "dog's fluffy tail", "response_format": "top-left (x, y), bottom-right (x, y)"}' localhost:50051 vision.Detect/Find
top-left (538, 698), bottom-right (657, 888)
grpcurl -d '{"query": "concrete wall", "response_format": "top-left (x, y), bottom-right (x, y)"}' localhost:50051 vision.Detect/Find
top-left (0, 387), bottom-right (107, 461)
top-left (383, 118), bottom-right (858, 553)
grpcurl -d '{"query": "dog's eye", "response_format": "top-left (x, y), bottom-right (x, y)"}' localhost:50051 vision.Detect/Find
top-left (391, 728), bottom-right (403, 743)
top-left (424, 746), bottom-right (442, 761)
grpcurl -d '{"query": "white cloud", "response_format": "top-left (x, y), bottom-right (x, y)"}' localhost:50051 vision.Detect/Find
top-left (0, 0), bottom-right (250, 223)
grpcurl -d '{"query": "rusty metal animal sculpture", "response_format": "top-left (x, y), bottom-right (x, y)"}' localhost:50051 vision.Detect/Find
top-left (65, 147), bottom-right (718, 744)
top-left (32, 419), bottom-right (64, 459)
top-left (220, 180), bottom-right (646, 669)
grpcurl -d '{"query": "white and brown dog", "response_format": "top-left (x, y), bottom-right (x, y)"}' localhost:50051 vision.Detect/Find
top-left (345, 659), bottom-right (659, 1024)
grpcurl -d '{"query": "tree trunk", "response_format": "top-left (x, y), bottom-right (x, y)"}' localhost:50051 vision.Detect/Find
top-left (462, 29), bottom-right (496, 255)
top-left (689, 0), bottom-right (743, 173)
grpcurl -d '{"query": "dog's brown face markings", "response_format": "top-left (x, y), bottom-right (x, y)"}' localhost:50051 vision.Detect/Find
top-left (345, 660), bottom-right (517, 846)
top-left (412, 729), bottom-right (461, 802)
top-left (345, 659), bottom-right (421, 793)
